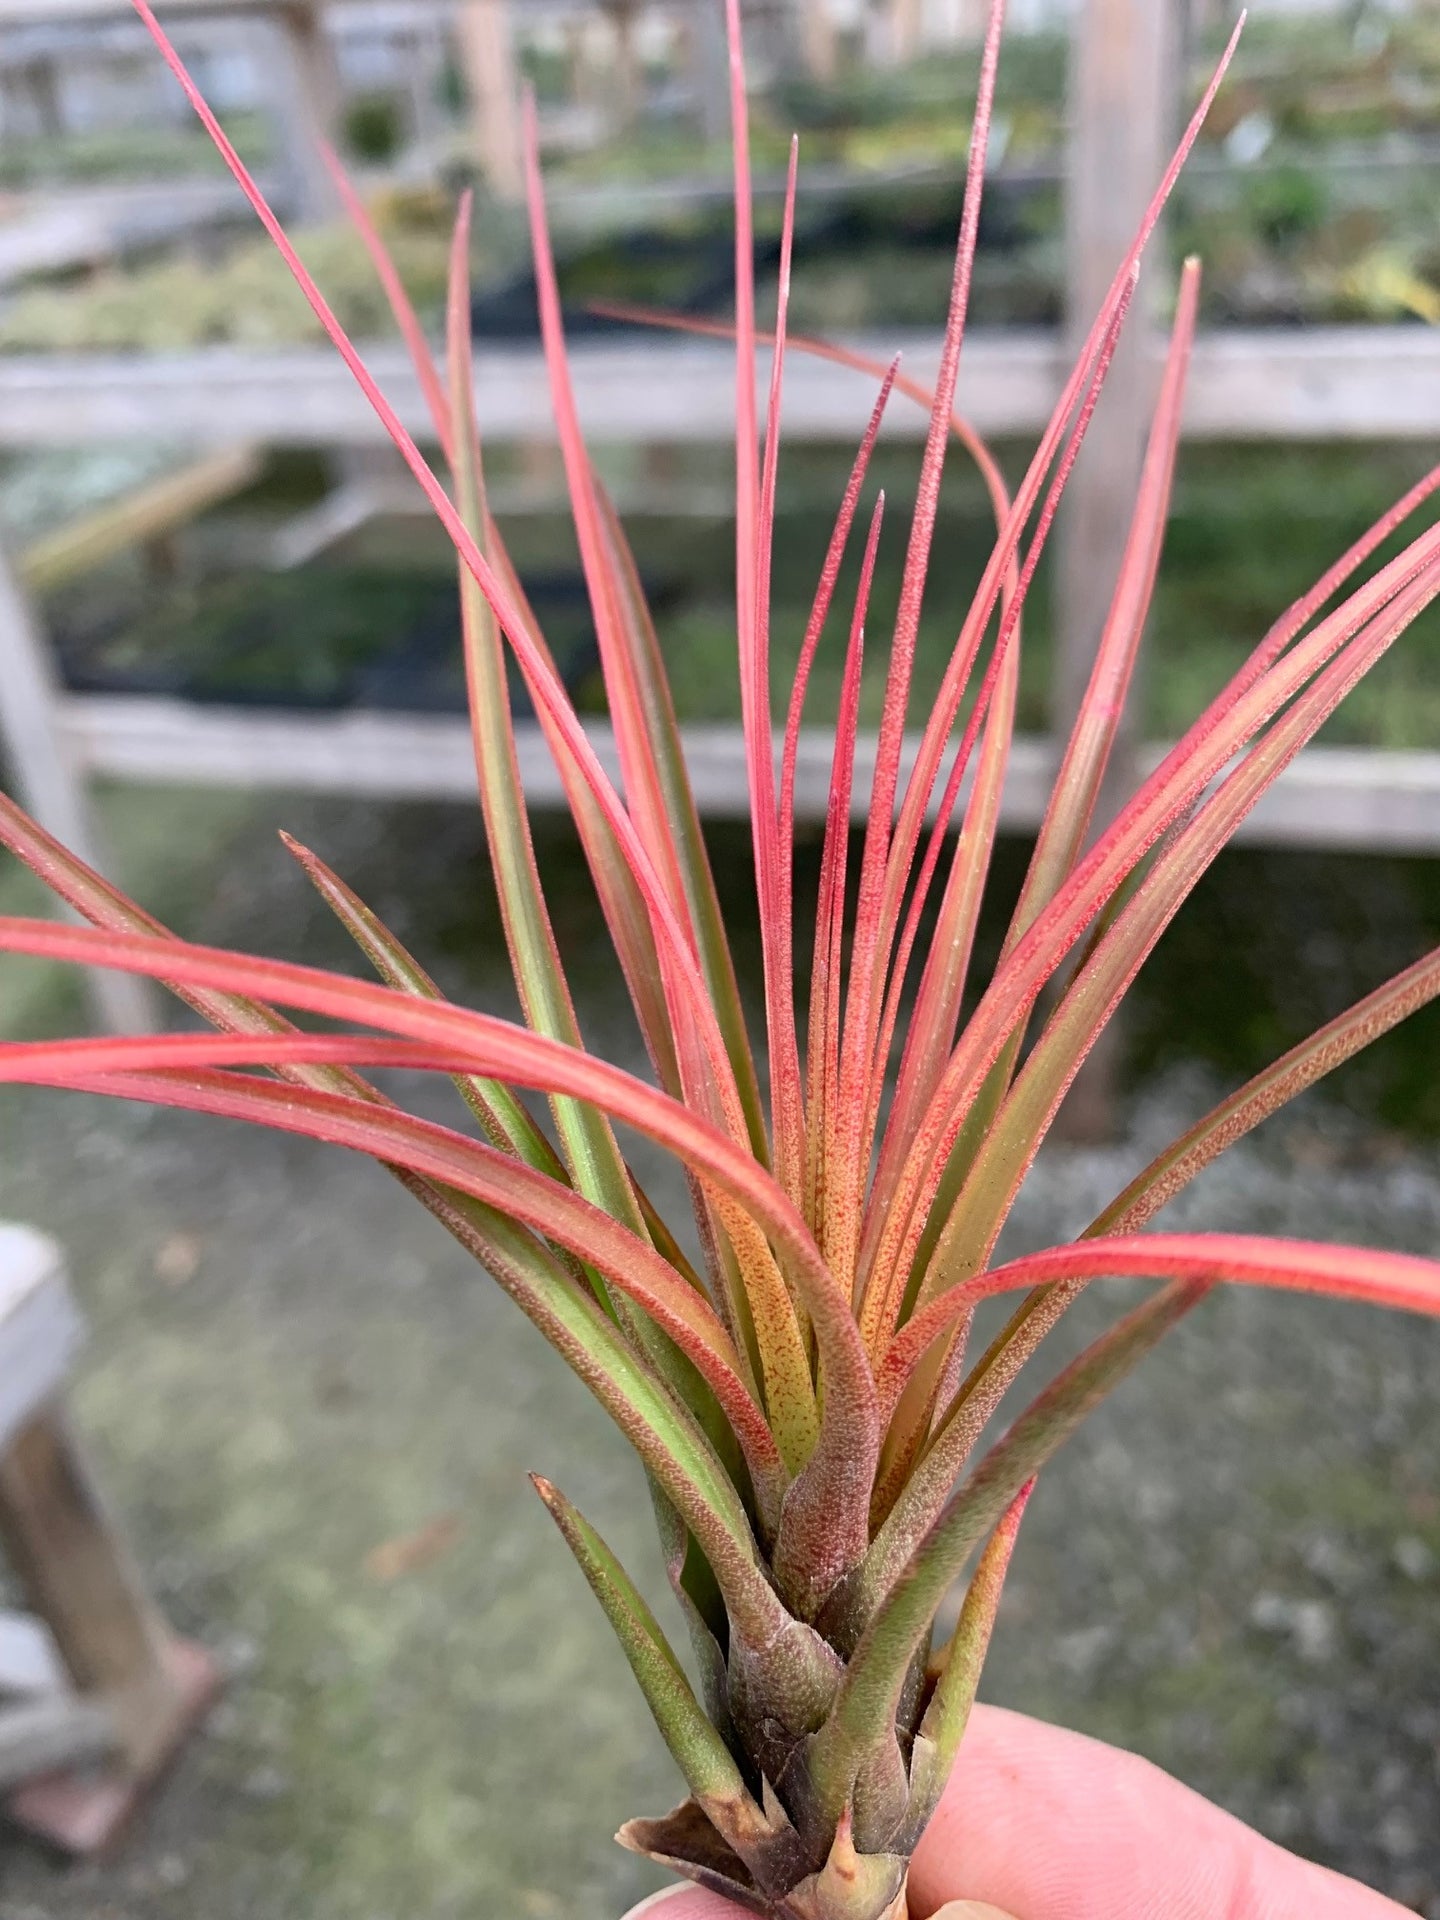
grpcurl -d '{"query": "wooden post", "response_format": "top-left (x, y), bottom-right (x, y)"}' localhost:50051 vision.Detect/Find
top-left (1185, 0), bottom-right (1238, 35)
top-left (603, 0), bottom-right (644, 133)
top-left (0, 1228), bottom-right (220, 1850)
top-left (564, 14), bottom-right (590, 110)
top-left (891, 0), bottom-right (926, 64)
top-left (1052, 0), bottom-right (1177, 1138)
top-left (404, 24), bottom-right (437, 159)
top-left (23, 56), bottom-right (64, 140)
top-left (267, 1), bottom-right (344, 222)
top-left (683, 0), bottom-right (731, 142)
top-left (0, 1410), bottom-right (180, 1772)
top-left (797, 0), bottom-right (839, 82)
top-left (18, 444), bottom-right (264, 597)
top-left (457, 0), bottom-right (523, 202)
top-left (0, 539), bottom-right (153, 1034)
top-left (1059, 0), bottom-right (1177, 725)
top-left (951, 0), bottom-right (991, 39)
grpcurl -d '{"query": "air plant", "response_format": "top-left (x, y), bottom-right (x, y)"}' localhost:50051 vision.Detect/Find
top-left (3, 5), bottom-right (1440, 1918)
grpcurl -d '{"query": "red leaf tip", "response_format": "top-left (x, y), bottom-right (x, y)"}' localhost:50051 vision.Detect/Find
top-left (998, 1480), bottom-right (1037, 1544)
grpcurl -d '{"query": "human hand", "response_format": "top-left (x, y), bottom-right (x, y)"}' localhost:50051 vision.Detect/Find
top-left (622, 1704), bottom-right (1413, 1920)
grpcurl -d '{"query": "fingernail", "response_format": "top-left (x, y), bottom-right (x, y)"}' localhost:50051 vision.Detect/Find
top-left (928, 1903), bottom-right (1020, 1920)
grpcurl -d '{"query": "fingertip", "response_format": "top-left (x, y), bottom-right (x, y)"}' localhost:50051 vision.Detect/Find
top-left (622, 1889), bottom-right (740, 1919)
top-left (623, 1888), bottom-right (1017, 1920)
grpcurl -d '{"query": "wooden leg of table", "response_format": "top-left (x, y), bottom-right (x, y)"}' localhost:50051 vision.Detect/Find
top-left (0, 1408), bottom-right (174, 1765)
top-left (0, 537), bottom-right (154, 1035)
top-left (0, 1407), bottom-right (219, 1853)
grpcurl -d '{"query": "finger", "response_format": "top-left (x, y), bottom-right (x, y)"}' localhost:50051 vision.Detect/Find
top-left (910, 1704), bottom-right (1412, 1920)
top-left (621, 1891), bottom-right (735, 1919)
top-left (620, 1892), bottom-right (1018, 1919)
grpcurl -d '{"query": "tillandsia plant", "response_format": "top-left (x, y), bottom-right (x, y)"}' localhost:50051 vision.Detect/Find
top-left (5, 4), bottom-right (1440, 1916)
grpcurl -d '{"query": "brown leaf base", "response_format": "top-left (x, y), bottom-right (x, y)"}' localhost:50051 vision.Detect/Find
top-left (620, 1798), bottom-right (909, 1920)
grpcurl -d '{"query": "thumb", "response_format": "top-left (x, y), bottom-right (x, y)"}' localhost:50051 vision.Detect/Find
top-left (621, 1896), bottom-right (1019, 1919)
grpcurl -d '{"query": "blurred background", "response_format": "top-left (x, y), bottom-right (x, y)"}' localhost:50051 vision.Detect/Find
top-left (2, 1), bottom-right (1440, 1916)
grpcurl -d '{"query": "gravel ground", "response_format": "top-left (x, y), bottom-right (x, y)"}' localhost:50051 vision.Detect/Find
top-left (0, 789), bottom-right (1436, 1918)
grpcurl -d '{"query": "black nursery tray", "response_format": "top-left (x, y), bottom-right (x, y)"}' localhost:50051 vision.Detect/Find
top-left (51, 566), bottom-right (677, 717)
top-left (469, 172), bottom-right (1053, 340)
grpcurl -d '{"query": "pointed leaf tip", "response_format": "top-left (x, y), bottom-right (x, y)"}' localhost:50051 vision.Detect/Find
top-left (533, 1478), bottom-right (799, 1889)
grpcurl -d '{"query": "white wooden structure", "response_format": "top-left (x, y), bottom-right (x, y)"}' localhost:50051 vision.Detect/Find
top-left (3, 0), bottom-right (1440, 1032)
top-left (0, 0), bottom-right (757, 202)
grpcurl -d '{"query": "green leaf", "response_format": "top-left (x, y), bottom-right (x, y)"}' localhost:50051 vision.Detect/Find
top-left (810, 1281), bottom-right (1210, 1825)
top-left (532, 1476), bottom-right (758, 1820)
top-left (919, 554), bottom-right (1440, 1312)
top-left (1006, 260), bottom-right (1200, 942)
top-left (595, 485), bottom-right (769, 1163)
top-left (903, 1481), bottom-right (1034, 1844)
top-left (1090, 941), bottom-right (1440, 1236)
top-left (857, 612), bottom-right (1022, 1357)
top-left (867, 515), bottom-right (1440, 1349)
top-left (314, 1098), bottom-right (793, 1647)
top-left (876, 1281), bottom-right (1079, 1560)
top-left (280, 831), bottom-right (561, 1170)
top-left (443, 204), bottom-right (645, 1246)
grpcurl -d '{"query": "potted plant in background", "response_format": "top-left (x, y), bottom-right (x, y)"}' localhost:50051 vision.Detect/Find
top-left (0, 4), bottom-right (1438, 1916)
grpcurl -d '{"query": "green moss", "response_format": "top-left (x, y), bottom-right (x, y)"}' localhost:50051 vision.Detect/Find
top-left (0, 206), bottom-right (466, 354)
top-left (29, 1127), bottom-right (671, 1917)
top-left (0, 114), bottom-right (272, 190)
